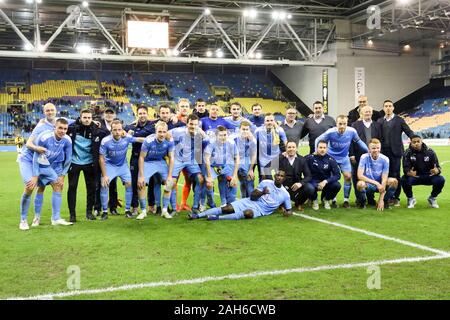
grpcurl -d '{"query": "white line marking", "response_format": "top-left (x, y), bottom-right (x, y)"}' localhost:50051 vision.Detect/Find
top-left (8, 254), bottom-right (449, 300)
top-left (294, 213), bottom-right (449, 256)
top-left (441, 161), bottom-right (450, 165)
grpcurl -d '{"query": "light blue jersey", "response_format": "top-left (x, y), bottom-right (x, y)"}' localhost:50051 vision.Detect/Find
top-left (32, 130), bottom-right (72, 177)
top-left (255, 180), bottom-right (292, 215)
top-left (170, 127), bottom-right (206, 164)
top-left (204, 139), bottom-right (238, 178)
top-left (100, 134), bottom-right (137, 166)
top-left (141, 134), bottom-right (174, 162)
top-left (315, 127), bottom-right (368, 160)
top-left (254, 126), bottom-right (288, 167)
top-left (234, 136), bottom-right (257, 172)
top-left (358, 153), bottom-right (390, 182)
top-left (224, 116), bottom-right (256, 137)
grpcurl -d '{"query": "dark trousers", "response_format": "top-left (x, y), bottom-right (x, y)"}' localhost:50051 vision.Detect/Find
top-left (401, 175), bottom-right (445, 198)
top-left (309, 145), bottom-right (315, 155)
top-left (68, 163), bottom-right (96, 217)
top-left (130, 157), bottom-right (139, 208)
top-left (310, 180), bottom-right (341, 201)
top-left (284, 181), bottom-right (315, 206)
top-left (382, 149), bottom-right (402, 200)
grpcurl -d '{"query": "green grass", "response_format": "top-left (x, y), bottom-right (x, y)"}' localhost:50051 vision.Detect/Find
top-left (0, 147), bottom-right (449, 300)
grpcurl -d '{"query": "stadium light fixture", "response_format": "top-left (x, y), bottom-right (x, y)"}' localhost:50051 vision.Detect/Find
top-left (25, 0), bottom-right (33, 4)
top-left (36, 0), bottom-right (42, 3)
top-left (287, 14), bottom-right (292, 19)
top-left (441, 30), bottom-right (445, 34)
top-left (24, 43), bottom-right (33, 51)
top-left (101, 47), bottom-right (107, 54)
top-left (206, 50), bottom-right (212, 57)
top-left (248, 52), bottom-right (255, 59)
top-left (82, 1), bottom-right (89, 7)
top-left (367, 39), bottom-right (374, 46)
top-left (151, 49), bottom-right (157, 55)
top-left (204, 8), bottom-right (211, 16)
top-left (279, 12), bottom-right (287, 20)
top-left (403, 44), bottom-right (411, 50)
top-left (397, 0), bottom-right (410, 5)
top-left (243, 9), bottom-right (257, 19)
top-left (271, 11), bottom-right (280, 20)
top-left (255, 52), bottom-right (262, 59)
top-left (172, 49), bottom-right (179, 56)
top-left (76, 44), bottom-right (92, 54)
top-left (216, 49), bottom-right (223, 58)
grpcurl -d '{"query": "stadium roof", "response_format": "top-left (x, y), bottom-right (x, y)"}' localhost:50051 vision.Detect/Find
top-left (0, 0), bottom-right (447, 65)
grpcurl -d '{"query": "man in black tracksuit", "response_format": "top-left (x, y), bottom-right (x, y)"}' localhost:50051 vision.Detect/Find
top-left (124, 105), bottom-right (155, 214)
top-left (279, 141), bottom-right (314, 210)
top-left (305, 140), bottom-right (341, 210)
top-left (401, 135), bottom-right (445, 209)
top-left (67, 108), bottom-right (109, 222)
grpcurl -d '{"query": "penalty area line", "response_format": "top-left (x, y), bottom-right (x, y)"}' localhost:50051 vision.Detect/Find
top-left (293, 213), bottom-right (449, 256)
top-left (7, 254), bottom-right (450, 300)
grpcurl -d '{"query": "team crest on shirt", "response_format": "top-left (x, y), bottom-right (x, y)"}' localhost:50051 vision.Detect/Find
top-left (323, 164), bottom-right (329, 169)
top-left (424, 156), bottom-right (429, 162)
top-left (411, 156), bottom-right (416, 161)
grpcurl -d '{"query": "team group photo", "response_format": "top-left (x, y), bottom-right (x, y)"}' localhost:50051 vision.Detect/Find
top-left (1, 0), bottom-right (449, 303)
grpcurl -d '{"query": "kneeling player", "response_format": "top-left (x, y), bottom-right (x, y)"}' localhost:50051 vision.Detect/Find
top-left (99, 120), bottom-right (145, 219)
top-left (18, 118), bottom-right (73, 230)
top-left (136, 121), bottom-right (175, 220)
top-left (357, 138), bottom-right (398, 211)
top-left (401, 135), bottom-right (445, 209)
top-left (306, 140), bottom-right (342, 210)
top-left (188, 170), bottom-right (292, 221)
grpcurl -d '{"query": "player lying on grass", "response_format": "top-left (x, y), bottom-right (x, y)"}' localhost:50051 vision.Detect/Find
top-left (401, 135), bottom-right (445, 209)
top-left (356, 138), bottom-right (398, 211)
top-left (136, 121), bottom-right (175, 220)
top-left (188, 170), bottom-right (292, 221)
top-left (99, 120), bottom-right (145, 220)
top-left (18, 118), bottom-right (73, 230)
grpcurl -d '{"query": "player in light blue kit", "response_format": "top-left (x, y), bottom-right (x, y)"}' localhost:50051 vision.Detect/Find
top-left (315, 115), bottom-right (368, 208)
top-left (224, 102), bottom-right (256, 138)
top-left (357, 138), bottom-right (398, 211)
top-left (254, 113), bottom-right (288, 181)
top-left (136, 121), bottom-right (175, 220)
top-left (170, 114), bottom-right (207, 214)
top-left (18, 118), bottom-right (73, 230)
top-left (189, 170), bottom-right (292, 221)
top-left (99, 120), bottom-right (145, 220)
top-left (204, 126), bottom-right (239, 207)
top-left (234, 120), bottom-right (257, 198)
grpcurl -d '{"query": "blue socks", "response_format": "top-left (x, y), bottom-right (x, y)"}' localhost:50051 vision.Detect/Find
top-left (125, 186), bottom-right (132, 211)
top-left (51, 191), bottom-right (62, 221)
top-left (218, 213), bottom-right (242, 220)
top-left (198, 207), bottom-right (221, 218)
top-left (20, 193), bottom-right (32, 220)
top-left (170, 189), bottom-right (177, 210)
top-left (34, 193), bottom-right (44, 218)
top-left (100, 187), bottom-right (109, 211)
top-left (139, 198), bottom-right (146, 211)
top-left (344, 181), bottom-right (351, 199)
top-left (162, 195), bottom-right (170, 210)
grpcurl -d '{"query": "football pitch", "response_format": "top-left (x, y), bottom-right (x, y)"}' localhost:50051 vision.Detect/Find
top-left (1, 146), bottom-right (449, 300)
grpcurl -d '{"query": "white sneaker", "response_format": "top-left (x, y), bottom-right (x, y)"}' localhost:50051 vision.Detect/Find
top-left (93, 209), bottom-right (99, 217)
top-left (324, 200), bottom-right (331, 210)
top-left (31, 217), bottom-right (40, 227)
top-left (51, 219), bottom-right (73, 226)
top-left (199, 204), bottom-right (207, 212)
top-left (136, 212), bottom-right (147, 220)
top-left (407, 198), bottom-right (417, 209)
top-left (161, 210), bottom-right (173, 219)
top-left (428, 197), bottom-right (439, 209)
top-left (312, 200), bottom-right (319, 211)
top-left (19, 220), bottom-right (29, 231)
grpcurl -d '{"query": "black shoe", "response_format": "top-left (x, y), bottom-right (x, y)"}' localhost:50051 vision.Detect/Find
top-left (191, 208), bottom-right (200, 215)
top-left (110, 209), bottom-right (118, 216)
top-left (125, 211), bottom-right (134, 219)
top-left (343, 200), bottom-right (350, 208)
top-left (358, 202), bottom-right (366, 209)
top-left (367, 199), bottom-right (376, 207)
top-left (69, 214), bottom-right (76, 223)
top-left (86, 213), bottom-right (96, 221)
top-left (168, 207), bottom-right (173, 214)
top-left (155, 206), bottom-right (162, 215)
top-left (101, 212), bottom-right (108, 220)
top-left (331, 200), bottom-right (338, 208)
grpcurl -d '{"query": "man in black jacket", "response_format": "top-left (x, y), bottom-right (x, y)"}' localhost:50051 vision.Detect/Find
top-left (377, 100), bottom-right (415, 206)
top-left (67, 109), bottom-right (109, 222)
top-left (350, 105), bottom-right (382, 205)
top-left (279, 141), bottom-right (314, 211)
top-left (401, 135), bottom-right (445, 209)
top-left (347, 95), bottom-right (382, 126)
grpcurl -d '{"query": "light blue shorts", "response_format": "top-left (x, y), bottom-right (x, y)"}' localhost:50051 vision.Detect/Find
top-left (105, 163), bottom-right (132, 184)
top-left (335, 156), bottom-right (352, 173)
top-left (19, 159), bottom-right (34, 184)
top-left (19, 159), bottom-right (61, 186)
top-left (230, 198), bottom-right (263, 219)
top-left (201, 164), bottom-right (234, 180)
top-left (143, 160), bottom-right (168, 183)
top-left (172, 161), bottom-right (201, 178)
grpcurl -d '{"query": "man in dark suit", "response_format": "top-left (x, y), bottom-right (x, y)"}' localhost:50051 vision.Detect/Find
top-left (350, 105), bottom-right (382, 206)
top-left (348, 95), bottom-right (382, 126)
top-left (377, 100), bottom-right (415, 206)
top-left (279, 141), bottom-right (314, 211)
